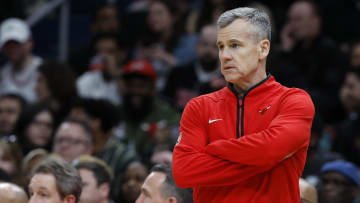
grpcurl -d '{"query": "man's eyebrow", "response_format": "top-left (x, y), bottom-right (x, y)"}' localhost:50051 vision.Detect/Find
top-left (228, 39), bottom-right (241, 43)
top-left (38, 186), bottom-right (50, 191)
top-left (217, 39), bottom-right (242, 46)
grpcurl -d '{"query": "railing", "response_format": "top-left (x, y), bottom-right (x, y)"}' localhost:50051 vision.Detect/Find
top-left (26, 0), bottom-right (70, 61)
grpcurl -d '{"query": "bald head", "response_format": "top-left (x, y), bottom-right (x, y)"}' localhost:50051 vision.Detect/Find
top-left (299, 178), bottom-right (318, 203)
top-left (0, 182), bottom-right (28, 203)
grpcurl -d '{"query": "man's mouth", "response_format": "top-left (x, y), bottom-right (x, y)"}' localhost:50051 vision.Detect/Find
top-left (223, 65), bottom-right (235, 70)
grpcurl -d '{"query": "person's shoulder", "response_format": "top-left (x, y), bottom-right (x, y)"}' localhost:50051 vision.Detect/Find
top-left (153, 97), bottom-right (180, 114)
top-left (78, 70), bottom-right (102, 82)
top-left (278, 86), bottom-right (315, 110)
top-left (282, 86), bottom-right (312, 99)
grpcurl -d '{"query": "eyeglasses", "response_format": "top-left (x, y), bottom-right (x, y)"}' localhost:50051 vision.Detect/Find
top-left (54, 137), bottom-right (89, 145)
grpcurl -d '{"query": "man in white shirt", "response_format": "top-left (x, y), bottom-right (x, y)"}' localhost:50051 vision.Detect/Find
top-left (77, 33), bottom-right (128, 105)
top-left (0, 18), bottom-right (42, 102)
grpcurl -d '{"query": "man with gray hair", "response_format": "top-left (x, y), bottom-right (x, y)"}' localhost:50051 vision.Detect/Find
top-left (173, 7), bottom-right (315, 202)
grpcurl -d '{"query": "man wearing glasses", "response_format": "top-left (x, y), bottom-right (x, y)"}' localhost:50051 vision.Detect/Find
top-left (53, 118), bottom-right (93, 162)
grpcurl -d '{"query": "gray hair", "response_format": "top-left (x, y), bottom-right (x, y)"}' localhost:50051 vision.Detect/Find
top-left (217, 7), bottom-right (271, 42)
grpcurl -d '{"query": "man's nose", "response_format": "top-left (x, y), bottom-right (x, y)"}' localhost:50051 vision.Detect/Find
top-left (219, 48), bottom-right (232, 61)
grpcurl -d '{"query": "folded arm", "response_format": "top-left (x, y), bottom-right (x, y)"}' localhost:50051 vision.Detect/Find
top-left (172, 98), bottom-right (276, 188)
top-left (205, 91), bottom-right (315, 166)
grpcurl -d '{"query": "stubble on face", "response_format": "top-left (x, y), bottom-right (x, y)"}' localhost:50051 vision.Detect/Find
top-left (217, 19), bottom-right (265, 90)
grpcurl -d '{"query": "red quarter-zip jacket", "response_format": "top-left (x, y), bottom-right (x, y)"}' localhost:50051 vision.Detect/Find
top-left (172, 75), bottom-right (315, 203)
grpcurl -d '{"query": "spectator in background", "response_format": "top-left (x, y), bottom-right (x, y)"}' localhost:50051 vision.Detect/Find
top-left (0, 93), bottom-right (26, 137)
top-left (36, 60), bottom-right (78, 125)
top-left (349, 40), bottom-right (360, 67)
top-left (21, 148), bottom-right (48, 188)
top-left (73, 155), bottom-right (113, 203)
top-left (163, 24), bottom-right (224, 111)
top-left (302, 115), bottom-right (343, 179)
top-left (0, 18), bottom-right (42, 102)
top-left (335, 68), bottom-right (360, 167)
top-left (186, 0), bottom-right (241, 33)
top-left (0, 139), bottom-right (23, 186)
top-left (136, 0), bottom-right (197, 91)
top-left (90, 4), bottom-right (121, 34)
top-left (0, 182), bottom-right (28, 203)
top-left (317, 160), bottom-right (360, 203)
top-left (28, 157), bottom-right (82, 203)
top-left (118, 59), bottom-right (180, 164)
top-left (135, 164), bottom-right (193, 203)
top-left (68, 97), bottom-right (137, 196)
top-left (15, 103), bottom-right (54, 155)
top-left (77, 33), bottom-right (129, 105)
top-left (52, 118), bottom-right (93, 162)
top-left (273, 0), bottom-right (346, 124)
top-left (69, 98), bottom-right (121, 155)
top-left (118, 161), bottom-right (148, 203)
top-left (69, 3), bottom-right (122, 76)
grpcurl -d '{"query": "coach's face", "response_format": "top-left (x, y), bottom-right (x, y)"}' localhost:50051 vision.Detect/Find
top-left (217, 18), bottom-right (269, 86)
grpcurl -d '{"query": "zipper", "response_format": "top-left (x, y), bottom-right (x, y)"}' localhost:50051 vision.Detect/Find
top-left (241, 95), bottom-right (245, 137)
top-left (237, 94), bottom-right (246, 138)
top-left (236, 96), bottom-right (240, 138)
top-left (229, 74), bottom-right (272, 139)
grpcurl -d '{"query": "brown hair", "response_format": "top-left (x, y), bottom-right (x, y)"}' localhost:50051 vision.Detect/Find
top-left (31, 157), bottom-right (82, 202)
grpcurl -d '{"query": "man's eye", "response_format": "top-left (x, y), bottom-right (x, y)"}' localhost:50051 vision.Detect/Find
top-left (230, 44), bottom-right (239, 48)
top-left (218, 45), bottom-right (224, 50)
top-left (39, 192), bottom-right (48, 197)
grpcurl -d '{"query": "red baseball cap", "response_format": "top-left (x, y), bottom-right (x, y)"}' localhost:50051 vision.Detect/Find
top-left (122, 59), bottom-right (156, 82)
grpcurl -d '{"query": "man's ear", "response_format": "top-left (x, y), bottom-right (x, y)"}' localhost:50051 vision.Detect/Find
top-left (166, 197), bottom-right (178, 203)
top-left (99, 183), bottom-right (111, 199)
top-left (64, 194), bottom-right (76, 203)
top-left (258, 39), bottom-right (270, 60)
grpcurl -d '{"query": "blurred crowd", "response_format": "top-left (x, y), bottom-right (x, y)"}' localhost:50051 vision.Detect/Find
top-left (0, 0), bottom-right (360, 202)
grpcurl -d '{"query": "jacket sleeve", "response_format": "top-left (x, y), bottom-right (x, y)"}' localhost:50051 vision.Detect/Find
top-left (205, 91), bottom-right (315, 166)
top-left (172, 98), bottom-right (275, 188)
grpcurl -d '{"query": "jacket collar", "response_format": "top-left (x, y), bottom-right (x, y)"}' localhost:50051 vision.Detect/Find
top-left (227, 74), bottom-right (274, 98)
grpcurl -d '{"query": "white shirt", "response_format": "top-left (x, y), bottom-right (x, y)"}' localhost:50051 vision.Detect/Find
top-left (0, 56), bottom-right (42, 102)
top-left (77, 70), bottom-right (121, 105)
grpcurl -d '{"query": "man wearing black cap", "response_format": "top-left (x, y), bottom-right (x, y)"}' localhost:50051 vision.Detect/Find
top-left (318, 160), bottom-right (360, 203)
